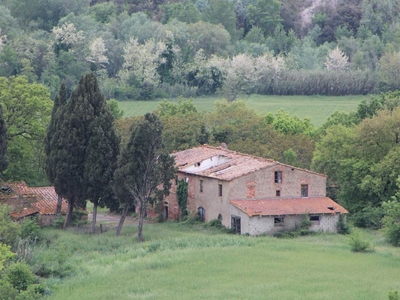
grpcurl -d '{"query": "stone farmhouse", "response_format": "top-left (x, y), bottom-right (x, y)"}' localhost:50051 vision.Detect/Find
top-left (163, 145), bottom-right (348, 235)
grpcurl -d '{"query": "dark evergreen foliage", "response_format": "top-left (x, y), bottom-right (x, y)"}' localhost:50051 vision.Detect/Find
top-left (48, 73), bottom-right (119, 228)
top-left (0, 104), bottom-right (8, 177)
top-left (113, 113), bottom-right (175, 240)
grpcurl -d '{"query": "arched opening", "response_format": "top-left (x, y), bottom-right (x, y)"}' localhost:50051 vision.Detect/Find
top-left (197, 207), bottom-right (205, 222)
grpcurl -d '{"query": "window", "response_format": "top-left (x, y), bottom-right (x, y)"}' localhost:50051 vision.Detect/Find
top-left (200, 180), bottom-right (203, 193)
top-left (231, 215), bottom-right (241, 234)
top-left (218, 184), bottom-right (223, 196)
top-left (175, 175), bottom-right (178, 185)
top-left (274, 217), bottom-right (284, 227)
top-left (198, 207), bottom-right (205, 222)
top-left (218, 214), bottom-right (223, 221)
top-left (301, 184), bottom-right (308, 197)
top-left (276, 190), bottom-right (281, 197)
top-left (274, 171), bottom-right (282, 183)
top-left (310, 215), bottom-right (320, 224)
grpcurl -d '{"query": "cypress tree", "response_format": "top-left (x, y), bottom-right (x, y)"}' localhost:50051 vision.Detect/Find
top-left (84, 99), bottom-right (119, 233)
top-left (51, 73), bottom-right (119, 228)
top-left (0, 104), bottom-right (8, 177)
top-left (45, 83), bottom-right (67, 215)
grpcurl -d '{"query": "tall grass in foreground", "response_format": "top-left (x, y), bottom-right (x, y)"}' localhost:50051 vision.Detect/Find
top-left (37, 223), bottom-right (400, 300)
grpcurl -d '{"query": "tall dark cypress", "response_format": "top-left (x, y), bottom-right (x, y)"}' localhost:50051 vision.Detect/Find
top-left (45, 83), bottom-right (67, 215)
top-left (84, 89), bottom-right (119, 233)
top-left (49, 73), bottom-right (119, 229)
top-left (0, 104), bottom-right (8, 178)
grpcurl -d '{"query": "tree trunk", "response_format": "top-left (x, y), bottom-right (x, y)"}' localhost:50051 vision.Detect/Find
top-left (63, 197), bottom-right (74, 229)
top-left (137, 200), bottom-right (145, 243)
top-left (56, 194), bottom-right (62, 216)
top-left (91, 202), bottom-right (98, 233)
top-left (116, 203), bottom-right (129, 236)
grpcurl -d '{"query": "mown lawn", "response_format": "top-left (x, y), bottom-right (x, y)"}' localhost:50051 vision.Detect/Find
top-left (41, 223), bottom-right (400, 300)
top-left (118, 94), bottom-right (371, 126)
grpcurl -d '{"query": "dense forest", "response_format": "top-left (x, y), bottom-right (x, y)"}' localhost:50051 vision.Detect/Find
top-left (0, 0), bottom-right (400, 99)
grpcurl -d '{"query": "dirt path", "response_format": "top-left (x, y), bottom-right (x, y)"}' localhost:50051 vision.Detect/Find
top-left (88, 212), bottom-right (137, 225)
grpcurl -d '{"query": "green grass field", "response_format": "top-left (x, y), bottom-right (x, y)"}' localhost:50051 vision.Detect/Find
top-left (43, 223), bottom-right (400, 300)
top-left (118, 95), bottom-right (370, 126)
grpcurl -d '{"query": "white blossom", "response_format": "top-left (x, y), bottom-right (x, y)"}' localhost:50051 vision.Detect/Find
top-left (119, 37), bottom-right (167, 86)
top-left (52, 23), bottom-right (84, 47)
top-left (86, 37), bottom-right (108, 67)
top-left (324, 47), bottom-right (349, 71)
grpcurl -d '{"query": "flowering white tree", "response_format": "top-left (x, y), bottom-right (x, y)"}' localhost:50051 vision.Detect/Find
top-left (52, 22), bottom-right (84, 49)
top-left (119, 37), bottom-right (167, 87)
top-left (86, 37), bottom-right (108, 68)
top-left (324, 47), bottom-right (349, 71)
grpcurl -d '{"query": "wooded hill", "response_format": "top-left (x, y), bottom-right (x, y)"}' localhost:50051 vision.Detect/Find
top-left (0, 0), bottom-right (399, 99)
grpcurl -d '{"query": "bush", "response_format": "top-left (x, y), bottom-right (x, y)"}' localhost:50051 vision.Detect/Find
top-left (349, 229), bottom-right (373, 252)
top-left (0, 204), bottom-right (21, 246)
top-left (351, 206), bottom-right (383, 229)
top-left (385, 223), bottom-right (400, 247)
top-left (20, 219), bottom-right (41, 240)
top-left (5, 262), bottom-right (35, 291)
top-left (389, 290), bottom-right (400, 300)
top-left (337, 214), bottom-right (350, 234)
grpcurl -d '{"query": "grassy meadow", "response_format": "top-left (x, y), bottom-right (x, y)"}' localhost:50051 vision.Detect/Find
top-left (118, 94), bottom-right (370, 126)
top-left (41, 223), bottom-right (400, 300)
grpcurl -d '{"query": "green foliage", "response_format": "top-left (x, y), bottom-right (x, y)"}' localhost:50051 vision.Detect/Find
top-left (0, 76), bottom-right (52, 183)
top-left (113, 113), bottom-right (175, 240)
top-left (20, 219), bottom-right (41, 241)
top-left (351, 206), bottom-right (383, 229)
top-left (349, 229), bottom-right (373, 252)
top-left (107, 99), bottom-right (124, 120)
top-left (4, 262), bottom-right (35, 291)
top-left (247, 0), bottom-right (282, 37)
top-left (0, 243), bottom-right (15, 271)
top-left (337, 214), bottom-right (350, 234)
top-left (382, 195), bottom-right (400, 246)
top-left (177, 179), bottom-right (188, 220)
top-left (0, 204), bottom-right (21, 246)
top-left (389, 291), bottom-right (400, 300)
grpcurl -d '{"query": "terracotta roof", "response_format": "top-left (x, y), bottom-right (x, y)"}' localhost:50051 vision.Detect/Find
top-left (173, 145), bottom-right (326, 181)
top-left (230, 197), bottom-right (348, 217)
top-left (29, 187), bottom-right (68, 215)
top-left (11, 207), bottom-right (39, 219)
top-left (173, 145), bottom-right (277, 181)
top-left (0, 181), bottom-right (33, 198)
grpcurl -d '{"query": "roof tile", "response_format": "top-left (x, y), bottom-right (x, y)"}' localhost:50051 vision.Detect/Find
top-left (230, 197), bottom-right (348, 217)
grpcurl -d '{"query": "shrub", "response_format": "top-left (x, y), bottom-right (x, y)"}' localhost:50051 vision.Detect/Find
top-left (389, 290), bottom-right (400, 300)
top-left (20, 219), bottom-right (41, 240)
top-left (0, 204), bottom-right (21, 246)
top-left (351, 205), bottom-right (383, 229)
top-left (5, 262), bottom-right (35, 291)
top-left (337, 214), bottom-right (350, 234)
top-left (349, 229), bottom-right (373, 252)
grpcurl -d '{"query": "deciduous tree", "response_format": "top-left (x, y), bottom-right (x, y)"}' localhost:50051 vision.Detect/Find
top-left (113, 113), bottom-right (175, 241)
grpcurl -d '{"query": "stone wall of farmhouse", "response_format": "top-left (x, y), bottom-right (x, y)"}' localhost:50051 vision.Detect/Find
top-left (164, 173), bottom-right (231, 224)
top-left (230, 204), bottom-right (341, 235)
top-left (231, 164), bottom-right (327, 199)
top-left (163, 165), bottom-right (328, 229)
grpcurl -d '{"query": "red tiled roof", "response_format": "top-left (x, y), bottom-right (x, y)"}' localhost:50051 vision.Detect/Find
top-left (0, 181), bottom-right (32, 198)
top-left (230, 197), bottom-right (348, 217)
top-left (29, 187), bottom-right (68, 215)
top-left (173, 145), bottom-right (325, 181)
top-left (173, 145), bottom-right (277, 181)
top-left (11, 207), bottom-right (39, 219)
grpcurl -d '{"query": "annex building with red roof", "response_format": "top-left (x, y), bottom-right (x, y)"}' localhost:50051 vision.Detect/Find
top-left (163, 145), bottom-right (348, 235)
top-left (1, 182), bottom-right (68, 226)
